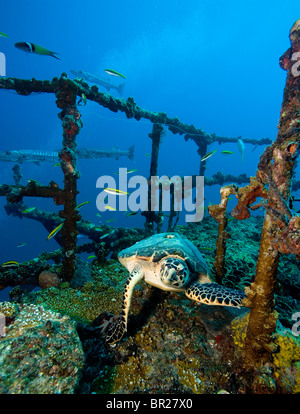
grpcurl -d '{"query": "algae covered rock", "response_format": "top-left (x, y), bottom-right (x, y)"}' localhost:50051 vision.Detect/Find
top-left (0, 303), bottom-right (84, 394)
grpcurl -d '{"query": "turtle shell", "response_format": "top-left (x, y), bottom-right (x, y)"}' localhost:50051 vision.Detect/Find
top-left (118, 232), bottom-right (209, 277)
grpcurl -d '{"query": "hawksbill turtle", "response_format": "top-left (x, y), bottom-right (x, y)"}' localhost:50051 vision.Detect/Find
top-left (102, 232), bottom-right (247, 344)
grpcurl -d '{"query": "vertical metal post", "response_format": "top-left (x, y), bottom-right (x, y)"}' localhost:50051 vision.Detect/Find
top-left (55, 75), bottom-right (83, 282)
top-left (142, 124), bottom-right (164, 233)
top-left (243, 19), bottom-right (300, 370)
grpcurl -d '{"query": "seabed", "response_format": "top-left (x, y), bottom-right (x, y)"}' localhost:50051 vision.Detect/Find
top-left (0, 217), bottom-right (299, 394)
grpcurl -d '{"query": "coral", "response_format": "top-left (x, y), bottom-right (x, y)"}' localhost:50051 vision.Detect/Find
top-left (0, 301), bottom-right (17, 318)
top-left (231, 312), bottom-right (300, 393)
top-left (32, 284), bottom-right (121, 324)
top-left (23, 260), bottom-right (126, 324)
top-left (252, 373), bottom-right (277, 394)
top-left (208, 185), bottom-right (237, 282)
top-left (6, 303), bottom-right (66, 335)
top-left (0, 216), bottom-right (296, 394)
top-left (231, 311), bottom-right (250, 350)
top-left (273, 215), bottom-right (300, 256)
top-left (174, 358), bottom-right (206, 393)
top-left (273, 330), bottom-right (300, 393)
top-left (38, 270), bottom-right (61, 289)
top-left (88, 280), bottom-right (249, 394)
top-left (230, 177), bottom-right (267, 220)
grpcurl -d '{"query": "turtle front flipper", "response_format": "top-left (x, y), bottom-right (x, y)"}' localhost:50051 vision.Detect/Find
top-left (106, 265), bottom-right (144, 344)
top-left (185, 282), bottom-right (246, 308)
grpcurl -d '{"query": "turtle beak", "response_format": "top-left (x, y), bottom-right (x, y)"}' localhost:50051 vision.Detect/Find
top-left (163, 267), bottom-right (177, 284)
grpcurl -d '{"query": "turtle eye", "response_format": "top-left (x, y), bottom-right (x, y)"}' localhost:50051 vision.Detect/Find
top-left (160, 258), bottom-right (189, 287)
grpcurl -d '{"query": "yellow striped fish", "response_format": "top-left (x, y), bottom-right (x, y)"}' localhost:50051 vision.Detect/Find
top-left (104, 188), bottom-right (129, 196)
top-left (1, 260), bottom-right (19, 268)
top-left (47, 223), bottom-right (63, 240)
top-left (76, 201), bottom-right (90, 209)
top-left (104, 205), bottom-right (117, 211)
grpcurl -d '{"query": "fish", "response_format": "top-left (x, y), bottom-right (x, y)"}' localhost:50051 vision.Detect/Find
top-left (201, 150), bottom-right (217, 162)
top-left (27, 179), bottom-right (42, 186)
top-left (0, 150), bottom-right (59, 164)
top-left (0, 146), bottom-right (134, 164)
top-left (78, 146), bottom-right (134, 161)
top-left (105, 219), bottom-right (115, 223)
top-left (104, 69), bottom-right (126, 79)
top-left (52, 163), bottom-right (61, 167)
top-left (15, 42), bottom-right (60, 59)
top-left (16, 243), bottom-right (27, 248)
top-left (0, 32), bottom-right (8, 38)
top-left (221, 151), bottom-right (234, 155)
top-left (125, 211), bottom-right (138, 216)
top-left (145, 153), bottom-right (150, 157)
top-left (87, 255), bottom-right (96, 259)
top-left (198, 247), bottom-right (214, 251)
top-left (1, 260), bottom-right (19, 268)
top-left (96, 213), bottom-right (102, 218)
top-left (104, 188), bottom-right (129, 196)
top-left (76, 201), bottom-right (90, 209)
top-left (21, 207), bottom-right (36, 213)
top-left (71, 69), bottom-right (125, 95)
top-left (237, 138), bottom-right (244, 163)
top-left (104, 205), bottom-right (117, 211)
top-left (99, 232), bottom-right (111, 239)
top-left (78, 93), bottom-right (87, 106)
top-left (114, 168), bottom-right (138, 175)
top-left (47, 222), bottom-right (64, 240)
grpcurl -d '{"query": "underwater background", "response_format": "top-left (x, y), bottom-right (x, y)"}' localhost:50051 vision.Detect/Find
top-left (0, 0), bottom-right (299, 266)
top-left (0, 0), bottom-right (299, 395)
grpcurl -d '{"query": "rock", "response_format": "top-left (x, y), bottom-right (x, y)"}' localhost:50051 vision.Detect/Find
top-left (0, 303), bottom-right (84, 393)
top-left (38, 270), bottom-right (61, 289)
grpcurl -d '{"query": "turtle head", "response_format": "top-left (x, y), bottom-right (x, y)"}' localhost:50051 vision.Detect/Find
top-left (159, 258), bottom-right (189, 288)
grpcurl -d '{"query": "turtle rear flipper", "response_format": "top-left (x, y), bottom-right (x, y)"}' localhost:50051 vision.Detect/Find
top-left (185, 282), bottom-right (246, 308)
top-left (105, 315), bottom-right (127, 344)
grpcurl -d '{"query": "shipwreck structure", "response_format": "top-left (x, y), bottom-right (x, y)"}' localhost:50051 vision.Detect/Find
top-left (0, 73), bottom-right (271, 281)
top-left (0, 19), bottom-right (299, 378)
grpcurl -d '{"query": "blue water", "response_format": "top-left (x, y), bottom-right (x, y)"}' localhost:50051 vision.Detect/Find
top-left (0, 0), bottom-right (299, 265)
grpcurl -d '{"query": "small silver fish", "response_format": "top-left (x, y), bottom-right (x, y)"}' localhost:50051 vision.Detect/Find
top-left (237, 138), bottom-right (244, 163)
top-left (99, 232), bottom-right (111, 240)
top-left (16, 242), bottom-right (27, 248)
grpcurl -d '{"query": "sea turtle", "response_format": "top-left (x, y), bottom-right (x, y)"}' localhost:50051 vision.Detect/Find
top-left (103, 232), bottom-right (247, 344)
